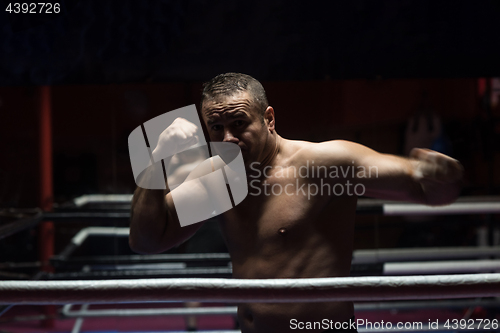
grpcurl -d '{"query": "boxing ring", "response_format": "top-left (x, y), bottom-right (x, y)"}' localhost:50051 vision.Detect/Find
top-left (1, 196), bottom-right (499, 332)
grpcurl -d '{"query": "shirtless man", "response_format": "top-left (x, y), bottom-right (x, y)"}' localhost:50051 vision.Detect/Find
top-left (129, 73), bottom-right (464, 333)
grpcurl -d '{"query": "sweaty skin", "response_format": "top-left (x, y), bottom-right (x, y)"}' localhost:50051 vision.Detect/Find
top-left (130, 91), bottom-right (463, 333)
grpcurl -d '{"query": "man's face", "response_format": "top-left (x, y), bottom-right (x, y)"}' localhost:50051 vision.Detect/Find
top-left (201, 91), bottom-right (268, 166)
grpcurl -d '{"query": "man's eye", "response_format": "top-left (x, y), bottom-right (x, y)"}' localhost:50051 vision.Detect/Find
top-left (211, 125), bottom-right (222, 131)
top-left (234, 120), bottom-right (244, 127)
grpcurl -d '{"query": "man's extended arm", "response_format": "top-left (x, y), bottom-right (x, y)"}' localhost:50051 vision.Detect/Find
top-left (310, 140), bottom-right (464, 205)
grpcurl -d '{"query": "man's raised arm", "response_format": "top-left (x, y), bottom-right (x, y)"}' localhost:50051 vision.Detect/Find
top-left (129, 118), bottom-right (205, 254)
top-left (310, 140), bottom-right (464, 205)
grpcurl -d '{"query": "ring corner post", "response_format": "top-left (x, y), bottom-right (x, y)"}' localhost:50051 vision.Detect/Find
top-left (38, 85), bottom-right (55, 328)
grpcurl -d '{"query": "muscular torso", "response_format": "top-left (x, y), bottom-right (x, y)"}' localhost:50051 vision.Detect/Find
top-left (218, 140), bottom-right (358, 333)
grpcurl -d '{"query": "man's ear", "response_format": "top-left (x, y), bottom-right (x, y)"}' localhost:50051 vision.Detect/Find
top-left (264, 106), bottom-right (275, 132)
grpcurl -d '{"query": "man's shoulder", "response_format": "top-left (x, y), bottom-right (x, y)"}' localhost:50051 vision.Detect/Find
top-left (282, 139), bottom-right (356, 166)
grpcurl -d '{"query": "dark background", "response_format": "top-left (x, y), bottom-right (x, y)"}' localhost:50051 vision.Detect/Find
top-left (1, 0), bottom-right (500, 84)
top-left (0, 0), bottom-right (499, 257)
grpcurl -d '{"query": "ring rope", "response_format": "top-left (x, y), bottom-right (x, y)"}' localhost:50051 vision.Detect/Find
top-left (2, 273), bottom-right (500, 305)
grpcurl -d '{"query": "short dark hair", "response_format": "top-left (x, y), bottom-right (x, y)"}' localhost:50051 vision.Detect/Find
top-left (201, 73), bottom-right (268, 117)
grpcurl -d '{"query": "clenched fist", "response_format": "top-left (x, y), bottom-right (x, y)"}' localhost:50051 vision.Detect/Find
top-left (152, 117), bottom-right (200, 162)
top-left (410, 148), bottom-right (464, 205)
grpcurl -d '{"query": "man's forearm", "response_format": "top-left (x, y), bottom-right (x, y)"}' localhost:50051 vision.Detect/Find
top-left (358, 154), bottom-right (461, 205)
top-left (129, 162), bottom-right (171, 254)
top-left (129, 156), bottom-right (216, 253)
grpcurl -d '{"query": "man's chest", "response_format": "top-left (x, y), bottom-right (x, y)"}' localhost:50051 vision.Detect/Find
top-left (221, 174), bottom-right (333, 244)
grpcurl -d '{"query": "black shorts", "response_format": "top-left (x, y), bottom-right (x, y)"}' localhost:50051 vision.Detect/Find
top-left (323, 316), bottom-right (358, 332)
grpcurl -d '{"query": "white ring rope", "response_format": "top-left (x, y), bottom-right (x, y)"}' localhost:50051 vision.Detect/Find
top-left (60, 299), bottom-right (500, 318)
top-left (383, 202), bottom-right (500, 215)
top-left (383, 259), bottom-right (500, 275)
top-left (2, 273), bottom-right (500, 305)
top-left (353, 246), bottom-right (500, 264)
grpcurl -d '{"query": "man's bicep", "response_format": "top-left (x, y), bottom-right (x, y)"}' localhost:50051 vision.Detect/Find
top-left (313, 140), bottom-right (382, 172)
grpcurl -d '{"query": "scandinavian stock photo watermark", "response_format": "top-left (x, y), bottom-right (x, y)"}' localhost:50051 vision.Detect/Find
top-left (248, 160), bottom-right (379, 199)
top-left (290, 318), bottom-right (500, 331)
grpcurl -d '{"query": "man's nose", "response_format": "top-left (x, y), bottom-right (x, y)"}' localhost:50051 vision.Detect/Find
top-left (223, 128), bottom-right (239, 143)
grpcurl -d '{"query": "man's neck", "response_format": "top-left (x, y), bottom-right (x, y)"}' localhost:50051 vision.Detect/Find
top-left (261, 134), bottom-right (281, 167)
top-left (246, 134), bottom-right (281, 179)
